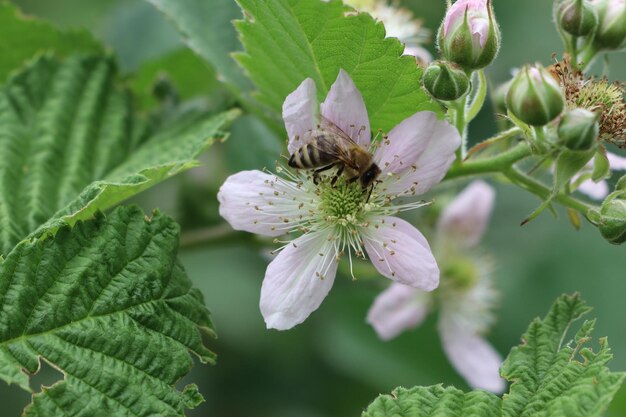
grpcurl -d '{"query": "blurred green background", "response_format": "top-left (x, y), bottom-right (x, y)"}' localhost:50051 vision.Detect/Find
top-left (1, 0), bottom-right (625, 416)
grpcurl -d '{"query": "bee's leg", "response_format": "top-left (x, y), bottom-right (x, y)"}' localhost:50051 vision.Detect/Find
top-left (313, 163), bottom-right (337, 185)
top-left (347, 175), bottom-right (359, 184)
top-left (365, 183), bottom-right (374, 203)
top-left (330, 164), bottom-right (345, 186)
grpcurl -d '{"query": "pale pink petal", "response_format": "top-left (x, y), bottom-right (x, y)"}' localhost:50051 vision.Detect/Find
top-left (218, 170), bottom-right (308, 237)
top-left (471, 18), bottom-right (490, 48)
top-left (444, 0), bottom-right (488, 36)
top-left (578, 178), bottom-right (610, 200)
top-left (283, 78), bottom-right (319, 155)
top-left (403, 46), bottom-right (433, 65)
top-left (437, 180), bottom-right (496, 247)
top-left (320, 69), bottom-right (371, 147)
top-left (374, 112), bottom-right (460, 196)
top-left (607, 152), bottom-right (626, 170)
top-left (367, 283), bottom-right (431, 340)
top-left (260, 230), bottom-right (338, 330)
top-left (439, 317), bottom-right (505, 393)
top-left (362, 216), bottom-right (439, 291)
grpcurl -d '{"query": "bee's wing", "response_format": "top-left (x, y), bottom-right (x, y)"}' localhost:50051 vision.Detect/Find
top-left (319, 116), bottom-right (359, 146)
top-left (302, 118), bottom-right (358, 169)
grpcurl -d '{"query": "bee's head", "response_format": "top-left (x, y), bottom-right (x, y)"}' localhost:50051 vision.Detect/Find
top-left (360, 163), bottom-right (381, 189)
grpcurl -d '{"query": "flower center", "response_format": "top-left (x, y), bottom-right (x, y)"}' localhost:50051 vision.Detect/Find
top-left (318, 178), bottom-right (367, 226)
top-left (441, 256), bottom-right (479, 291)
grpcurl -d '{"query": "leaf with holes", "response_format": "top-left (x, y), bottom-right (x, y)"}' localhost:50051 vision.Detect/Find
top-left (233, 0), bottom-right (441, 133)
top-left (0, 53), bottom-right (240, 256)
top-left (500, 294), bottom-right (624, 417)
top-left (363, 294), bottom-right (625, 417)
top-left (0, 205), bottom-right (215, 416)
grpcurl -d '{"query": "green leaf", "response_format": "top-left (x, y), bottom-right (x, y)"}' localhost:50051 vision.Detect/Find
top-left (591, 150), bottom-right (611, 182)
top-left (234, 0), bottom-right (441, 133)
top-left (0, 53), bottom-right (240, 256)
top-left (145, 0), bottom-right (252, 93)
top-left (363, 294), bottom-right (625, 417)
top-left (129, 48), bottom-right (232, 111)
top-left (501, 293), bottom-right (625, 417)
top-left (363, 385), bottom-right (501, 417)
top-left (0, 205), bottom-right (215, 416)
top-left (0, 3), bottom-right (102, 82)
top-left (554, 149), bottom-right (595, 193)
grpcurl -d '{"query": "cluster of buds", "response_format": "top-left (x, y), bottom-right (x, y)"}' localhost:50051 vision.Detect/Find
top-left (423, 0), bottom-right (501, 101)
top-left (556, 0), bottom-right (626, 59)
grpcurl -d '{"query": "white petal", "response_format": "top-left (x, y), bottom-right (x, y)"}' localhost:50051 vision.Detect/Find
top-left (437, 180), bottom-right (495, 247)
top-left (375, 112), bottom-right (460, 197)
top-left (607, 152), bottom-right (626, 171)
top-left (283, 78), bottom-right (319, 155)
top-left (439, 317), bottom-right (505, 393)
top-left (217, 170), bottom-right (308, 237)
top-left (320, 69), bottom-right (371, 147)
top-left (362, 216), bottom-right (439, 290)
top-left (260, 230), bottom-right (338, 330)
top-left (367, 283), bottom-right (430, 340)
top-left (578, 179), bottom-right (610, 200)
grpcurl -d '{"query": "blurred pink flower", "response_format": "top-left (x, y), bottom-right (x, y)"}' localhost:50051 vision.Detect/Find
top-left (218, 70), bottom-right (460, 330)
top-left (367, 180), bottom-right (506, 393)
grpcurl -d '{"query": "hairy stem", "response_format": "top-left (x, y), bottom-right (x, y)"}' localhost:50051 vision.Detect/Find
top-left (445, 141), bottom-right (532, 179)
top-left (454, 96), bottom-right (468, 161)
top-left (504, 167), bottom-right (594, 215)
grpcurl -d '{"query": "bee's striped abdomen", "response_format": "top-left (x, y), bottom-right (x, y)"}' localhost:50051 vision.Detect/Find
top-left (289, 139), bottom-right (329, 169)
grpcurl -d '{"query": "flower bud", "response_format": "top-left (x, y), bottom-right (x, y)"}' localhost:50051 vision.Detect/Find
top-left (506, 64), bottom-right (565, 126)
top-left (590, 0), bottom-right (626, 50)
top-left (597, 196), bottom-right (626, 244)
top-left (558, 108), bottom-right (600, 150)
top-left (558, 0), bottom-right (598, 36)
top-left (423, 61), bottom-right (470, 101)
top-left (438, 0), bottom-right (501, 71)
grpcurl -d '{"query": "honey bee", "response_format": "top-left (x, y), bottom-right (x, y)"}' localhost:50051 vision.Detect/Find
top-left (288, 118), bottom-right (381, 193)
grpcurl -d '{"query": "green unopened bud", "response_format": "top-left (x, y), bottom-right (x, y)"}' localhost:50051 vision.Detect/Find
top-left (423, 61), bottom-right (470, 101)
top-left (506, 64), bottom-right (565, 126)
top-left (558, 0), bottom-right (598, 36)
top-left (597, 195), bottom-right (626, 244)
top-left (558, 108), bottom-right (600, 150)
top-left (438, 0), bottom-right (501, 71)
top-left (590, 0), bottom-right (626, 50)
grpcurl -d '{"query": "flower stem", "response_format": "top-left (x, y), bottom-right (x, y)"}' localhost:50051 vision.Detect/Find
top-left (579, 43), bottom-right (599, 71)
top-left (465, 126), bottom-right (523, 160)
top-left (503, 167), bottom-right (594, 216)
top-left (445, 141), bottom-right (531, 179)
top-left (453, 95), bottom-right (468, 161)
top-left (570, 35), bottom-right (580, 70)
